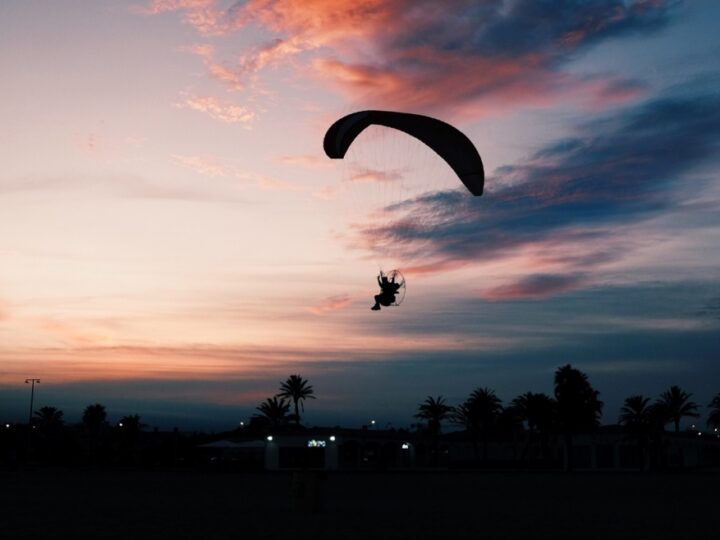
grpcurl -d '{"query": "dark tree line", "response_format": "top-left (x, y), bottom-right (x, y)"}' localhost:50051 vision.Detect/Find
top-left (2, 369), bottom-right (718, 469)
top-left (414, 365), bottom-right (716, 470)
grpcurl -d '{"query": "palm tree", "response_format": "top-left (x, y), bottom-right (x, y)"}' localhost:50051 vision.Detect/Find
top-left (619, 395), bottom-right (652, 429)
top-left (255, 397), bottom-right (290, 429)
top-left (82, 403), bottom-right (107, 462)
top-left (708, 393), bottom-right (720, 429)
top-left (452, 401), bottom-right (480, 458)
top-left (415, 395), bottom-right (454, 437)
top-left (554, 364), bottom-right (603, 471)
top-left (657, 385), bottom-right (699, 433)
top-left (619, 395), bottom-right (653, 469)
top-left (512, 392), bottom-right (555, 460)
top-left (33, 406), bottom-right (64, 430)
top-left (415, 395), bottom-right (454, 467)
top-left (469, 387), bottom-right (503, 460)
top-left (82, 403), bottom-right (107, 432)
top-left (277, 375), bottom-right (315, 425)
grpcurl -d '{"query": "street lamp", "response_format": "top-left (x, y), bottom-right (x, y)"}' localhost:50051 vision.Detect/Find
top-left (25, 379), bottom-right (40, 426)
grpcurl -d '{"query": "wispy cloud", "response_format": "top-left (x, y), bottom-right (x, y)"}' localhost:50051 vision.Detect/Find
top-left (177, 95), bottom-right (255, 125)
top-left (171, 154), bottom-right (295, 191)
top-left (348, 167), bottom-right (403, 184)
top-left (146, 0), bottom-right (674, 117)
top-left (142, 0), bottom-right (226, 34)
top-left (277, 154), bottom-right (332, 169)
top-left (482, 274), bottom-right (588, 300)
top-left (307, 294), bottom-right (353, 315)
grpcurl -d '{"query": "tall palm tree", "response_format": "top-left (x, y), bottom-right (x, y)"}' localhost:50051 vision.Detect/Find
top-left (469, 387), bottom-right (503, 460)
top-left (82, 403), bottom-right (107, 433)
top-left (512, 392), bottom-right (555, 460)
top-left (657, 385), bottom-right (699, 433)
top-left (82, 403), bottom-right (107, 462)
top-left (33, 406), bottom-right (64, 430)
top-left (554, 364), bottom-right (603, 471)
top-left (708, 393), bottom-right (720, 430)
top-left (255, 397), bottom-right (290, 429)
top-left (619, 395), bottom-right (654, 470)
top-left (416, 395), bottom-right (454, 467)
top-left (277, 375), bottom-right (315, 425)
top-left (415, 395), bottom-right (454, 437)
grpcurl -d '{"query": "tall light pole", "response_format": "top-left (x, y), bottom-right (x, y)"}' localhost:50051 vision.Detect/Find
top-left (25, 379), bottom-right (40, 426)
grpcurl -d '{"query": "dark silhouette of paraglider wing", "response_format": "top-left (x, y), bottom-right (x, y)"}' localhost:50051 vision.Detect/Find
top-left (323, 110), bottom-right (484, 196)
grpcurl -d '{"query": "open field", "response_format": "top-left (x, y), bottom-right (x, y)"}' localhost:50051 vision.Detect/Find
top-left (1, 468), bottom-right (717, 539)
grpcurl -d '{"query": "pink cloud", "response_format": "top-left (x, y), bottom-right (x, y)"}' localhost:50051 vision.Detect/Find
top-left (178, 95), bottom-right (255, 125)
top-left (143, 0), bottom-right (226, 34)
top-left (144, 0), bottom-right (665, 118)
top-left (348, 168), bottom-right (403, 184)
top-left (278, 154), bottom-right (332, 169)
top-left (307, 294), bottom-right (352, 315)
top-left (481, 274), bottom-right (588, 301)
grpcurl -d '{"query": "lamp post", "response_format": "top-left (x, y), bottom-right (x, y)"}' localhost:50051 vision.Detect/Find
top-left (25, 378), bottom-right (40, 427)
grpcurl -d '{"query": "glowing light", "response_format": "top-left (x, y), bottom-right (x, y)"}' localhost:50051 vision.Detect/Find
top-left (4, 423), bottom-right (9, 429)
top-left (307, 439), bottom-right (326, 448)
top-left (118, 422), bottom-right (124, 427)
top-left (401, 443), bottom-right (410, 450)
top-left (329, 436), bottom-right (336, 442)
top-left (266, 435), bottom-right (273, 442)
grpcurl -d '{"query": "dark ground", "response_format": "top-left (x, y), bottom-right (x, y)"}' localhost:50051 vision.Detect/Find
top-left (1, 468), bottom-right (717, 539)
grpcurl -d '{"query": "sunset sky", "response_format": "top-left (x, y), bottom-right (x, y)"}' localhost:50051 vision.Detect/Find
top-left (1, 0), bottom-right (719, 430)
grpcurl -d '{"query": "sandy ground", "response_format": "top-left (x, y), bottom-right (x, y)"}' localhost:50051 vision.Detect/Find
top-left (1, 468), bottom-right (717, 539)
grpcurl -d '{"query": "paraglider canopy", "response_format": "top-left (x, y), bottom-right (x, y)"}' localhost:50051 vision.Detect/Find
top-left (323, 110), bottom-right (484, 196)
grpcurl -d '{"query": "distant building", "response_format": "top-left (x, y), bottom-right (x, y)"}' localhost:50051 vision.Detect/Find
top-left (198, 426), bottom-right (720, 472)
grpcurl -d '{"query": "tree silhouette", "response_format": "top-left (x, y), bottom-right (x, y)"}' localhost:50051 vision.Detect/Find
top-left (466, 388), bottom-right (502, 460)
top-left (619, 395), bottom-right (654, 470)
top-left (415, 395), bottom-right (453, 467)
top-left (554, 364), bottom-right (603, 471)
top-left (255, 397), bottom-right (290, 429)
top-left (619, 395), bottom-right (652, 429)
top-left (708, 393), bottom-right (720, 429)
top-left (277, 375), bottom-right (315, 425)
top-left (82, 403), bottom-right (107, 432)
top-left (512, 392), bottom-right (555, 460)
top-left (415, 395), bottom-right (454, 437)
top-left (82, 403), bottom-right (107, 463)
top-left (33, 406), bottom-right (64, 430)
top-left (513, 392), bottom-right (555, 436)
top-left (118, 414), bottom-right (144, 464)
top-left (119, 414), bottom-right (143, 432)
top-left (657, 385), bottom-right (699, 433)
